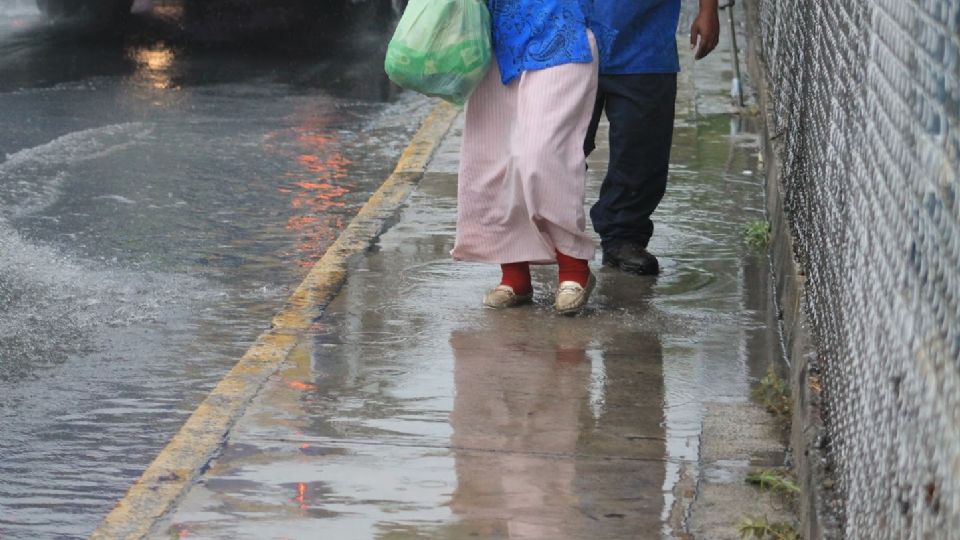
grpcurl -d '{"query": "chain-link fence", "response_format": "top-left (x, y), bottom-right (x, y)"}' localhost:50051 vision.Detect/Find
top-left (750, 0), bottom-right (959, 537)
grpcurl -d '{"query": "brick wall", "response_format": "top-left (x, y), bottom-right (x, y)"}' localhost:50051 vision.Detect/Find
top-left (751, 0), bottom-right (959, 537)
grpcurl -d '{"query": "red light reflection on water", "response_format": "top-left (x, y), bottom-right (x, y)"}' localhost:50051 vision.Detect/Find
top-left (294, 482), bottom-right (308, 511)
top-left (281, 129), bottom-right (353, 268)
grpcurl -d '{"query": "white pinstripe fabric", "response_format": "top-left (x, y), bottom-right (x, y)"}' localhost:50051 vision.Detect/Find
top-left (451, 31), bottom-right (599, 265)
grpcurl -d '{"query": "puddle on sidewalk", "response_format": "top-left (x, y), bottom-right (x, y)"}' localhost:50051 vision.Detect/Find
top-left (157, 28), bottom-right (783, 540)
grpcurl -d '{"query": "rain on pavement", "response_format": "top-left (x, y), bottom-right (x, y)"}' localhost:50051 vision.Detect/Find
top-left (0, 1), bottom-right (430, 537)
top-left (1, 1), bottom-right (786, 538)
top-left (156, 8), bottom-right (785, 539)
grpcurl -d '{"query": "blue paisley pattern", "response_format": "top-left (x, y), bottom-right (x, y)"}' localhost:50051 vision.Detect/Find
top-left (593, 0), bottom-right (682, 74)
top-left (487, 0), bottom-right (612, 84)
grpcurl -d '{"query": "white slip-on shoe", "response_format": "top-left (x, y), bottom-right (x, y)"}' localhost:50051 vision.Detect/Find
top-left (554, 273), bottom-right (596, 315)
top-left (483, 285), bottom-right (533, 309)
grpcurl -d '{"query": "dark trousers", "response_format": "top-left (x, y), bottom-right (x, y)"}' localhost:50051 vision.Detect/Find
top-left (584, 73), bottom-right (677, 250)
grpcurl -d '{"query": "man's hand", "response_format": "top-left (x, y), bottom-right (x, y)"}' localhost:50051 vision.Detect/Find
top-left (690, 0), bottom-right (721, 60)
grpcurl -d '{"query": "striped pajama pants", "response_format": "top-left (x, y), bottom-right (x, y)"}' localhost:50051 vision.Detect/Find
top-left (451, 32), bottom-right (599, 265)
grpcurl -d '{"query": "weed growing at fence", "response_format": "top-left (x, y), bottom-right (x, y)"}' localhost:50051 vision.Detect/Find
top-left (746, 469), bottom-right (800, 497)
top-left (737, 517), bottom-right (800, 540)
top-left (753, 366), bottom-right (791, 423)
top-left (745, 221), bottom-right (771, 248)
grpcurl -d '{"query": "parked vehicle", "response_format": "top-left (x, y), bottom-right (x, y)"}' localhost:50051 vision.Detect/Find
top-left (35, 0), bottom-right (134, 20)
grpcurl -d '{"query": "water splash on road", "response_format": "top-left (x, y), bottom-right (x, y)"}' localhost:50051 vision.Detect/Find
top-left (0, 122), bottom-right (154, 217)
top-left (0, 57), bottom-right (430, 540)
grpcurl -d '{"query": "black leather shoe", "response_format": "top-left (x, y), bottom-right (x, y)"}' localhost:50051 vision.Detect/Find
top-left (602, 244), bottom-right (660, 275)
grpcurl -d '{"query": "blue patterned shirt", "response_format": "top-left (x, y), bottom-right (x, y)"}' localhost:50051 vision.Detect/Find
top-left (488, 0), bottom-right (605, 84)
top-left (593, 0), bottom-right (682, 74)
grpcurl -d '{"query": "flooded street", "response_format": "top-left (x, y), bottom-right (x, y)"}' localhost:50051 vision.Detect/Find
top-left (0, 1), bottom-right (429, 537)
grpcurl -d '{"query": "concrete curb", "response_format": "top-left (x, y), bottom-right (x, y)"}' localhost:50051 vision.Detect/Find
top-left (88, 100), bottom-right (460, 540)
top-left (742, 3), bottom-right (843, 538)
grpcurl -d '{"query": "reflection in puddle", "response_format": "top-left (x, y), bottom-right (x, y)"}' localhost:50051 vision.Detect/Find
top-left (130, 44), bottom-right (176, 89)
top-left (294, 481), bottom-right (307, 511)
top-left (447, 319), bottom-right (667, 538)
top-left (269, 127), bottom-right (354, 268)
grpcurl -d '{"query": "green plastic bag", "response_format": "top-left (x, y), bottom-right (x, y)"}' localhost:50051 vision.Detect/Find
top-left (384, 0), bottom-right (492, 106)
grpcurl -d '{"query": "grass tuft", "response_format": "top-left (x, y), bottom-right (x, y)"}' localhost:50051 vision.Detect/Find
top-left (737, 517), bottom-right (800, 540)
top-left (746, 469), bottom-right (800, 497)
top-left (745, 221), bottom-right (771, 248)
top-left (753, 366), bottom-right (791, 423)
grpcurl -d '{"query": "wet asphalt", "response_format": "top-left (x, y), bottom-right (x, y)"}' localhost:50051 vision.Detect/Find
top-left (153, 17), bottom-right (785, 539)
top-left (0, 1), bottom-right (430, 537)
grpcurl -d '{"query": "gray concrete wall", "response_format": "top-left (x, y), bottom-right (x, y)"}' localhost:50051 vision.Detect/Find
top-left (745, 0), bottom-right (959, 538)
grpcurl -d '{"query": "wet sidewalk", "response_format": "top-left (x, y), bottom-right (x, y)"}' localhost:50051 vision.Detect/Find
top-left (151, 35), bottom-right (793, 540)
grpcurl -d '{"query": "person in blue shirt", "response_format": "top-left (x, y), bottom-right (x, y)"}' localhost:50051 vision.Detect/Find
top-left (585, 0), bottom-right (720, 275)
top-left (452, 0), bottom-right (602, 315)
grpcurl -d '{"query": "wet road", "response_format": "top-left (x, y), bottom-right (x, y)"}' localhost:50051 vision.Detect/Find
top-left (0, 2), bottom-right (429, 537)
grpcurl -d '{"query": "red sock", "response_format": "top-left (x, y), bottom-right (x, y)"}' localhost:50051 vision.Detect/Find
top-left (500, 262), bottom-right (532, 295)
top-left (556, 250), bottom-right (590, 287)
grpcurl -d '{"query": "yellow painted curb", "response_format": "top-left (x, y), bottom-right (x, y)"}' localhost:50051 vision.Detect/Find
top-left (89, 100), bottom-right (459, 540)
